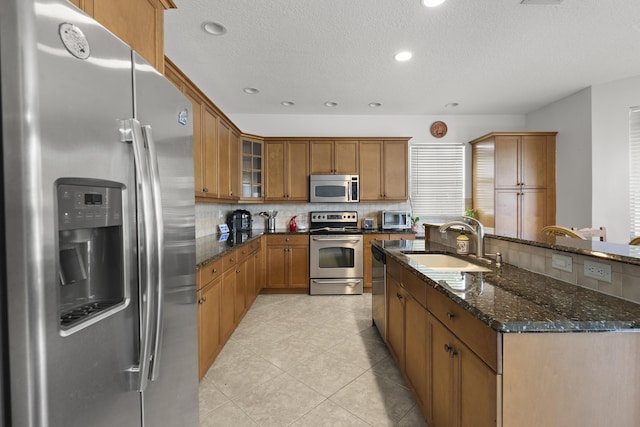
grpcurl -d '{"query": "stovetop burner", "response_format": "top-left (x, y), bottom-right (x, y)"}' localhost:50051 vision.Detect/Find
top-left (309, 211), bottom-right (359, 233)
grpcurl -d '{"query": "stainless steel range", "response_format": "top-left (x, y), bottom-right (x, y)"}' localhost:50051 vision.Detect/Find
top-left (309, 211), bottom-right (363, 295)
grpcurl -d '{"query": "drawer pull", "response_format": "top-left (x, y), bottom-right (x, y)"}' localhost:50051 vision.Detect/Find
top-left (444, 344), bottom-right (457, 357)
top-left (396, 293), bottom-right (403, 300)
top-left (198, 297), bottom-right (206, 304)
top-left (446, 312), bottom-right (455, 320)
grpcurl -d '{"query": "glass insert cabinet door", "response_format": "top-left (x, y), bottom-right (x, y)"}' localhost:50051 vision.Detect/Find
top-left (241, 137), bottom-right (263, 199)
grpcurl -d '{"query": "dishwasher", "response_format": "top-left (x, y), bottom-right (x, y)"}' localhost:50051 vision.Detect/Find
top-left (371, 244), bottom-right (386, 339)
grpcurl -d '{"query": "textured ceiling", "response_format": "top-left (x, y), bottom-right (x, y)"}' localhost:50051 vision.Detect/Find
top-left (164, 0), bottom-right (640, 116)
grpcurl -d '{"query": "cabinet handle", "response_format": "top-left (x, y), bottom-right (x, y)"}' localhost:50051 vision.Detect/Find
top-left (396, 293), bottom-right (403, 300)
top-left (444, 344), bottom-right (457, 357)
top-left (236, 269), bottom-right (240, 273)
top-left (446, 312), bottom-right (455, 320)
top-left (212, 268), bottom-right (217, 273)
top-left (203, 187), bottom-right (208, 192)
top-left (198, 297), bottom-right (206, 304)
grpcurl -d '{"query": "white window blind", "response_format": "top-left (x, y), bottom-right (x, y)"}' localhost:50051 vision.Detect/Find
top-left (410, 142), bottom-right (465, 220)
top-left (630, 106), bottom-right (640, 238)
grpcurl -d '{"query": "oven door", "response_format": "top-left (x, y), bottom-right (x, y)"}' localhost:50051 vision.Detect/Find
top-left (309, 235), bottom-right (363, 278)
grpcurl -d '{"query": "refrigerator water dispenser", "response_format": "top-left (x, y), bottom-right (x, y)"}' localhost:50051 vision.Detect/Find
top-left (56, 181), bottom-right (125, 330)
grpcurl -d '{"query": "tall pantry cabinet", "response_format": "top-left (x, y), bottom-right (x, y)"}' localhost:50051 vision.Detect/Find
top-left (470, 132), bottom-right (557, 239)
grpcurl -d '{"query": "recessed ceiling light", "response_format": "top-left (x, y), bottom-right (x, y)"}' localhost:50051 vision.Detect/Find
top-left (324, 101), bottom-right (338, 107)
top-left (421, 0), bottom-right (446, 7)
top-left (281, 101), bottom-right (295, 107)
top-left (243, 87), bottom-right (259, 94)
top-left (394, 51), bottom-right (413, 62)
top-left (368, 102), bottom-right (382, 108)
top-left (201, 21), bottom-right (227, 36)
top-left (445, 102), bottom-right (459, 108)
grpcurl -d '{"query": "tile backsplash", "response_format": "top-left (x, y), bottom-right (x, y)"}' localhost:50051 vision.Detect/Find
top-left (195, 201), bottom-right (411, 237)
top-left (428, 227), bottom-right (640, 304)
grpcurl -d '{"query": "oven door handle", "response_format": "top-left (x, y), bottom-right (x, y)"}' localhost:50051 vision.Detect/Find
top-left (311, 279), bottom-right (363, 285)
top-left (311, 236), bottom-right (362, 243)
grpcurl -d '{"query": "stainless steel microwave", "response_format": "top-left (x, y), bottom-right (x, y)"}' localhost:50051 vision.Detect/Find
top-left (380, 210), bottom-right (411, 230)
top-left (309, 174), bottom-right (359, 203)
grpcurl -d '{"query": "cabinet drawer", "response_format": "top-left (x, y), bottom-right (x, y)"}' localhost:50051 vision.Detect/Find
top-left (222, 250), bottom-right (238, 271)
top-left (236, 244), bottom-right (252, 261)
top-left (199, 258), bottom-right (223, 286)
top-left (267, 234), bottom-right (308, 246)
top-left (402, 269), bottom-right (426, 308)
top-left (426, 286), bottom-right (499, 372)
top-left (249, 238), bottom-right (261, 252)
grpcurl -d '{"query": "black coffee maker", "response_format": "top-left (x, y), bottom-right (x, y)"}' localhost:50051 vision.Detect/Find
top-left (227, 209), bottom-right (252, 232)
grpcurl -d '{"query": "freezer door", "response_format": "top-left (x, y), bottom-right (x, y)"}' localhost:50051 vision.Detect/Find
top-left (2, 1), bottom-right (142, 425)
top-left (132, 52), bottom-right (199, 426)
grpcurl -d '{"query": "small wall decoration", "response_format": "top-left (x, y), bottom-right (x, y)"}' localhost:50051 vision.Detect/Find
top-left (430, 121), bottom-right (448, 138)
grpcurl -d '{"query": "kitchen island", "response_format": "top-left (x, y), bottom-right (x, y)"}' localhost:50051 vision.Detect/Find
top-left (374, 239), bottom-right (640, 427)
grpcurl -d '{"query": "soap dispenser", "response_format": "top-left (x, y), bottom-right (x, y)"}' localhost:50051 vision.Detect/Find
top-left (456, 231), bottom-right (469, 255)
top-left (289, 215), bottom-right (297, 232)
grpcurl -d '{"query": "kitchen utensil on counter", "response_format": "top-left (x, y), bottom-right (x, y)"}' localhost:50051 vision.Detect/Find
top-left (289, 215), bottom-right (297, 232)
top-left (259, 210), bottom-right (278, 232)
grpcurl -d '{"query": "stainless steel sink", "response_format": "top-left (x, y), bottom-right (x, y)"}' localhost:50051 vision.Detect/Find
top-left (405, 254), bottom-right (490, 272)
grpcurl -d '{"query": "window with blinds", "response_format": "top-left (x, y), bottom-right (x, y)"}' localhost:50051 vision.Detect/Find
top-left (630, 107), bottom-right (640, 238)
top-left (410, 142), bottom-right (465, 220)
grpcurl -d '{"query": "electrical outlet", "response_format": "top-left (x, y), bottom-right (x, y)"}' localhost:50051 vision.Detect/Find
top-left (584, 260), bottom-right (612, 282)
top-left (551, 253), bottom-right (573, 272)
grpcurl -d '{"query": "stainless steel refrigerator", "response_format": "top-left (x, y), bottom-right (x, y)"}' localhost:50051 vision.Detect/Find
top-left (0, 0), bottom-right (199, 425)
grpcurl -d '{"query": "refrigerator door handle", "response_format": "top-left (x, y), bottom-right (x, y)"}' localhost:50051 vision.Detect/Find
top-left (142, 124), bottom-right (165, 382)
top-left (122, 118), bottom-right (157, 392)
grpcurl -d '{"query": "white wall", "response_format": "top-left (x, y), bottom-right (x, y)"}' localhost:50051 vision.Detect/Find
top-left (525, 87), bottom-right (592, 228)
top-left (591, 75), bottom-right (640, 243)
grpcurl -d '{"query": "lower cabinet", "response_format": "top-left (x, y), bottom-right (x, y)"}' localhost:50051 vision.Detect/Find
top-left (197, 276), bottom-right (221, 381)
top-left (385, 257), bottom-right (497, 426)
top-left (429, 314), bottom-right (497, 427)
top-left (404, 293), bottom-right (429, 415)
top-left (386, 261), bottom-right (429, 417)
top-left (221, 254), bottom-right (237, 342)
top-left (266, 234), bottom-right (309, 290)
top-left (386, 274), bottom-right (404, 367)
top-left (196, 237), bottom-right (265, 381)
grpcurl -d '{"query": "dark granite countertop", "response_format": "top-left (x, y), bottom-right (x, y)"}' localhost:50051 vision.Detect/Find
top-left (374, 239), bottom-right (640, 333)
top-left (196, 228), bottom-right (417, 269)
top-left (196, 230), bottom-right (310, 269)
top-left (196, 232), bottom-right (262, 269)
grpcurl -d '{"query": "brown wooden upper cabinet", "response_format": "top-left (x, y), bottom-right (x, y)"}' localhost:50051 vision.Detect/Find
top-left (165, 59), bottom-right (241, 202)
top-left (69, 0), bottom-right (174, 71)
top-left (309, 139), bottom-right (359, 175)
top-left (217, 123), bottom-right (240, 200)
top-left (264, 140), bottom-right (309, 201)
top-left (240, 135), bottom-right (264, 200)
top-left (470, 132), bottom-right (556, 239)
top-left (359, 139), bottom-right (409, 201)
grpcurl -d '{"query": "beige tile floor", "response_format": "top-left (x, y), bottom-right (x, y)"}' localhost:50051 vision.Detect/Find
top-left (199, 293), bottom-right (429, 427)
